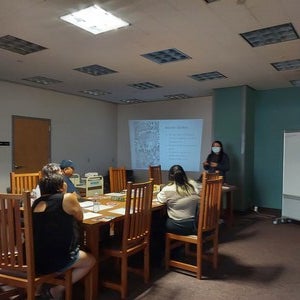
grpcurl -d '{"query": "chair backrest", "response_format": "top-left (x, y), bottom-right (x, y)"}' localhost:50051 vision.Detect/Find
top-left (197, 172), bottom-right (223, 236)
top-left (122, 180), bottom-right (154, 250)
top-left (0, 192), bottom-right (36, 278)
top-left (205, 170), bottom-right (220, 180)
top-left (109, 167), bottom-right (127, 192)
top-left (148, 165), bottom-right (162, 185)
top-left (10, 172), bottom-right (42, 194)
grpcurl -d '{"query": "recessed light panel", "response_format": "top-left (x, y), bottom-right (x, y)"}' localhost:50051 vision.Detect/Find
top-left (22, 76), bottom-right (62, 85)
top-left (204, 0), bottom-right (219, 3)
top-left (74, 64), bottom-right (117, 76)
top-left (79, 89), bottom-right (111, 96)
top-left (60, 5), bottom-right (129, 35)
top-left (128, 82), bottom-right (162, 90)
top-left (164, 94), bottom-right (191, 100)
top-left (240, 23), bottom-right (299, 47)
top-left (190, 71), bottom-right (226, 81)
top-left (271, 59), bottom-right (300, 71)
top-left (0, 35), bottom-right (47, 55)
top-left (141, 48), bottom-right (191, 64)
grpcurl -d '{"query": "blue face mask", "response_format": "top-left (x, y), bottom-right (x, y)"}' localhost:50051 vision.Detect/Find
top-left (212, 146), bottom-right (221, 154)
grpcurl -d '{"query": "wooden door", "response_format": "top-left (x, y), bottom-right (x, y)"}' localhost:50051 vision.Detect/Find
top-left (12, 116), bottom-right (51, 173)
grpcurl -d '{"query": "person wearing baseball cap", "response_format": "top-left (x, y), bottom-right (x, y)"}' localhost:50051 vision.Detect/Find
top-left (60, 159), bottom-right (80, 197)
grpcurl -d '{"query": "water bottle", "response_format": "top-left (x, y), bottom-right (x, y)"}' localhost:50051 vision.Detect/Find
top-left (93, 192), bottom-right (100, 212)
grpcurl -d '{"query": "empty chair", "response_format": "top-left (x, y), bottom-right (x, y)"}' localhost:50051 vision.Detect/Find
top-left (0, 192), bottom-right (74, 300)
top-left (148, 165), bottom-right (162, 185)
top-left (165, 172), bottom-right (223, 279)
top-left (101, 179), bottom-right (154, 299)
top-left (109, 166), bottom-right (127, 192)
top-left (10, 171), bottom-right (42, 194)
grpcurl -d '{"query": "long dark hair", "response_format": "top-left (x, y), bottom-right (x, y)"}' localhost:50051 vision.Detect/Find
top-left (209, 140), bottom-right (224, 162)
top-left (168, 165), bottom-right (196, 196)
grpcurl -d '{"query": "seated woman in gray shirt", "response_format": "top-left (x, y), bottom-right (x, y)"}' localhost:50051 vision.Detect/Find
top-left (157, 165), bottom-right (200, 235)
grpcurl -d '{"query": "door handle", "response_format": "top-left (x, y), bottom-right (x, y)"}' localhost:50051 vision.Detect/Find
top-left (14, 164), bottom-right (24, 169)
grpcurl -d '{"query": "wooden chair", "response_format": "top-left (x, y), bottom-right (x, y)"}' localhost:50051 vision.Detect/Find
top-left (0, 192), bottom-right (74, 300)
top-left (148, 165), bottom-right (162, 185)
top-left (101, 179), bottom-right (154, 299)
top-left (165, 172), bottom-right (223, 279)
top-left (10, 171), bottom-right (42, 194)
top-left (206, 170), bottom-right (220, 180)
top-left (109, 166), bottom-right (127, 192)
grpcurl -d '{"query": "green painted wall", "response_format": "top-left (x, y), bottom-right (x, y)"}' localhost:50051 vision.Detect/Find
top-left (213, 86), bottom-right (255, 211)
top-left (254, 87), bottom-right (300, 209)
top-left (214, 86), bottom-right (300, 211)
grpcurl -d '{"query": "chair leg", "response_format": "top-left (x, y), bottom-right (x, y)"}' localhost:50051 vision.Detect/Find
top-left (64, 269), bottom-right (73, 300)
top-left (121, 257), bottom-right (128, 299)
top-left (213, 235), bottom-right (219, 269)
top-left (165, 236), bottom-right (170, 271)
top-left (84, 269), bottom-right (93, 300)
top-left (196, 243), bottom-right (202, 279)
top-left (26, 284), bottom-right (35, 300)
top-left (144, 245), bottom-right (150, 283)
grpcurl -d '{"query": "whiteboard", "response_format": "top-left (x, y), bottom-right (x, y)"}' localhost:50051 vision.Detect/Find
top-left (282, 131), bottom-right (300, 220)
top-left (283, 131), bottom-right (300, 196)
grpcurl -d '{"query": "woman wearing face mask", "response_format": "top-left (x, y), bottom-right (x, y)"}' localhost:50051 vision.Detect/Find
top-left (203, 140), bottom-right (230, 182)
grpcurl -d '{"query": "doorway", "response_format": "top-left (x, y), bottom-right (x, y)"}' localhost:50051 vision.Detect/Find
top-left (12, 115), bottom-right (51, 173)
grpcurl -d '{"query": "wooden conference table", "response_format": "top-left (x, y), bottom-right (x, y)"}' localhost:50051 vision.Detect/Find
top-left (80, 193), bottom-right (165, 300)
top-left (80, 185), bottom-right (236, 299)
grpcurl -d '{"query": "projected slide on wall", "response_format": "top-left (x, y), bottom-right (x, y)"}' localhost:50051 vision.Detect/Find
top-left (129, 119), bottom-right (203, 171)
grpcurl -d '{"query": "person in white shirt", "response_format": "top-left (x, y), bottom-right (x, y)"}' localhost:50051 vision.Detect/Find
top-left (157, 165), bottom-right (200, 235)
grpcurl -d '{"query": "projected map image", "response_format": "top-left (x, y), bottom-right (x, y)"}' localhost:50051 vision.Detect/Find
top-left (132, 120), bottom-right (159, 168)
top-left (129, 119), bottom-right (202, 171)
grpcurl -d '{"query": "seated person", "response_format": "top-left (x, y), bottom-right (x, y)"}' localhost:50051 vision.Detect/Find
top-left (32, 173), bottom-right (95, 299)
top-left (34, 162), bottom-right (64, 199)
top-left (157, 165), bottom-right (200, 235)
top-left (60, 159), bottom-right (81, 198)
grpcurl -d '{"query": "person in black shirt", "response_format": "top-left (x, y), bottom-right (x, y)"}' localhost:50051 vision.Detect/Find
top-left (32, 173), bottom-right (95, 299)
top-left (203, 140), bottom-right (230, 182)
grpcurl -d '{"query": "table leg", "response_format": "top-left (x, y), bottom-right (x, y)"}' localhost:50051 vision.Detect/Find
top-left (84, 224), bottom-right (100, 300)
top-left (225, 191), bottom-right (233, 227)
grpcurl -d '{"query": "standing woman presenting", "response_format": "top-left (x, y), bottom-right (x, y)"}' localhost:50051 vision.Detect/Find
top-left (203, 140), bottom-right (230, 182)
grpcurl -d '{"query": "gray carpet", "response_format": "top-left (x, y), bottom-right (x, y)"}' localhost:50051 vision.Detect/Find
top-left (74, 211), bottom-right (300, 299)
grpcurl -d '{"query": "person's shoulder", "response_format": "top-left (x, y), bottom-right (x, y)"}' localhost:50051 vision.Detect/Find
top-left (63, 192), bottom-right (78, 202)
top-left (162, 183), bottom-right (175, 190)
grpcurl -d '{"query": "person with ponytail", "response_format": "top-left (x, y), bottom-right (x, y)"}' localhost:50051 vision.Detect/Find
top-left (157, 165), bottom-right (200, 235)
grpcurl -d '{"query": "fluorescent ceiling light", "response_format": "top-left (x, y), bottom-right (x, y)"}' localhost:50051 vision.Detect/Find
top-left (60, 5), bottom-right (129, 35)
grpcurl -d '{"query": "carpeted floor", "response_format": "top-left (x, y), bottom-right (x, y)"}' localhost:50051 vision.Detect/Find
top-left (73, 211), bottom-right (300, 299)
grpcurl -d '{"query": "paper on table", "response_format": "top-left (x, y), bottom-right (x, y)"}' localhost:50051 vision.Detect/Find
top-left (108, 207), bottom-right (126, 215)
top-left (83, 212), bottom-right (102, 220)
top-left (108, 207), bottom-right (135, 215)
top-left (105, 193), bottom-right (125, 197)
top-left (84, 204), bottom-right (115, 212)
top-left (79, 201), bottom-right (94, 208)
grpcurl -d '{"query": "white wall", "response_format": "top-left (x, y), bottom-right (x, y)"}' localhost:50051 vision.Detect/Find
top-left (0, 80), bottom-right (213, 191)
top-left (117, 97), bottom-right (213, 182)
top-left (0, 81), bottom-right (117, 192)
